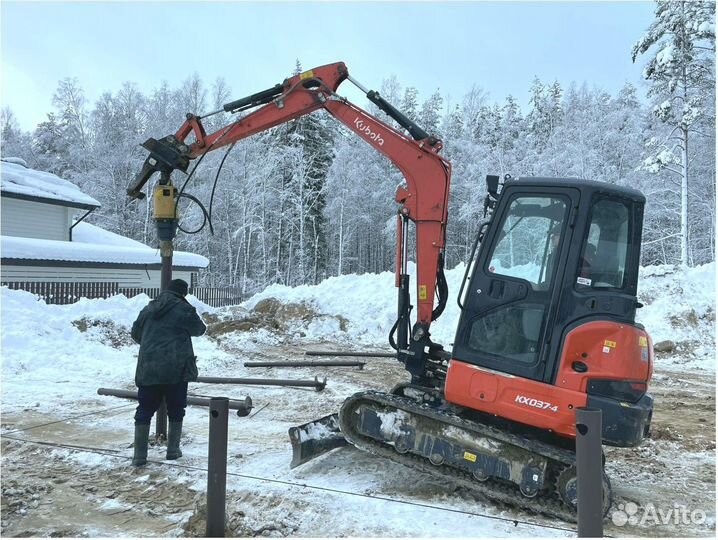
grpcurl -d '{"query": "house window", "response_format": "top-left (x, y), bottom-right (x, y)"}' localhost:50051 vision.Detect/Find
top-left (190, 272), bottom-right (198, 288)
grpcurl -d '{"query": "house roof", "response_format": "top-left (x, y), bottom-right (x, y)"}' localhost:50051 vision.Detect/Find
top-left (72, 221), bottom-right (151, 249)
top-left (1, 222), bottom-right (209, 268)
top-left (1, 158), bottom-right (101, 210)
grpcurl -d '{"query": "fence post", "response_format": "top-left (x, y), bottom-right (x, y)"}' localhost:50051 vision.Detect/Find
top-left (206, 397), bottom-right (229, 537)
top-left (576, 407), bottom-right (604, 538)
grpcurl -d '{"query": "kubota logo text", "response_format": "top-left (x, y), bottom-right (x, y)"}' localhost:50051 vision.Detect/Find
top-left (354, 117), bottom-right (385, 146)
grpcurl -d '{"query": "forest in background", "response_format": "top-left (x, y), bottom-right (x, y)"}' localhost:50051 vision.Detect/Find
top-left (1, 1), bottom-right (714, 294)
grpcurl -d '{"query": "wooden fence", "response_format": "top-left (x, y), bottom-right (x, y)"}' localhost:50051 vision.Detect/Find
top-left (1, 281), bottom-right (244, 308)
top-left (190, 287), bottom-right (244, 307)
top-left (1, 281), bottom-right (120, 304)
top-left (118, 286), bottom-right (244, 307)
top-left (118, 287), bottom-right (161, 300)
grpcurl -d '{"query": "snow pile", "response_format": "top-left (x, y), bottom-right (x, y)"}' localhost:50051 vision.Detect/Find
top-left (242, 263), bottom-right (467, 345)
top-left (637, 262), bottom-right (716, 362)
top-left (242, 262), bottom-right (716, 367)
top-left (243, 269), bottom-right (400, 344)
top-left (0, 288), bottom-right (229, 411)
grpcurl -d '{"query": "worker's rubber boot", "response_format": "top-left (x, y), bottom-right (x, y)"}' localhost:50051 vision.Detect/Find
top-left (132, 423), bottom-right (150, 466)
top-left (166, 421), bottom-right (183, 460)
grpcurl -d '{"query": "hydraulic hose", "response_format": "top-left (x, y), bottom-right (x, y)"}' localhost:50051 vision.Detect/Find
top-left (431, 252), bottom-right (448, 321)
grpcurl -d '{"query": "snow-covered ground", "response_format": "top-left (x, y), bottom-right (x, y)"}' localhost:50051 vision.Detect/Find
top-left (1, 262), bottom-right (715, 536)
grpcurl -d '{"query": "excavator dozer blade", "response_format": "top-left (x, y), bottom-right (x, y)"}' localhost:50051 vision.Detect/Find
top-left (288, 413), bottom-right (349, 468)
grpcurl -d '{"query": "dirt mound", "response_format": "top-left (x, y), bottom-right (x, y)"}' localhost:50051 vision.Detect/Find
top-left (252, 298), bottom-right (282, 317)
top-left (206, 298), bottom-right (347, 337)
top-left (206, 317), bottom-right (280, 336)
top-left (71, 318), bottom-right (135, 348)
top-left (250, 297), bottom-right (328, 324)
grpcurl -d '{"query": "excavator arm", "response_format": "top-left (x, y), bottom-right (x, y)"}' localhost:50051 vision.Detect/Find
top-left (128, 61), bottom-right (452, 383)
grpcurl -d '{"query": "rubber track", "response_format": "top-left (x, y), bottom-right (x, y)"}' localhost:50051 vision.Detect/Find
top-left (339, 390), bottom-right (581, 523)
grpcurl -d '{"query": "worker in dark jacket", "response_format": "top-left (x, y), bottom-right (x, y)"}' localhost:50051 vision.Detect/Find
top-left (130, 279), bottom-right (206, 466)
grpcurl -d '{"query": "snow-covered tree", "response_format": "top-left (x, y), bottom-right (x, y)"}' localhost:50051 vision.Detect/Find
top-left (420, 89), bottom-right (444, 136)
top-left (53, 77), bottom-right (89, 150)
top-left (32, 113), bottom-right (72, 176)
top-left (632, 0), bottom-right (716, 266)
top-left (3, 55), bottom-right (713, 294)
top-left (401, 87), bottom-right (420, 123)
top-left (0, 107), bottom-right (34, 163)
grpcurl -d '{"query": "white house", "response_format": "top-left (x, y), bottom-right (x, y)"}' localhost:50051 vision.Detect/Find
top-left (1, 158), bottom-right (208, 288)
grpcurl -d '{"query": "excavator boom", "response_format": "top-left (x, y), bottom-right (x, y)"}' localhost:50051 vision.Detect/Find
top-left (128, 61), bottom-right (451, 383)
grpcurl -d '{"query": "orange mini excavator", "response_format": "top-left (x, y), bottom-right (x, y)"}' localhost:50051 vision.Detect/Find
top-left (129, 62), bottom-right (653, 521)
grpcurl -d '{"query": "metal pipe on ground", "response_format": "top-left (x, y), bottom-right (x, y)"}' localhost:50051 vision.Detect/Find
top-left (195, 375), bottom-right (326, 391)
top-left (206, 397), bottom-right (229, 537)
top-left (97, 388), bottom-right (253, 417)
top-left (576, 407), bottom-right (604, 538)
top-left (244, 360), bottom-right (365, 369)
top-left (304, 350), bottom-right (396, 358)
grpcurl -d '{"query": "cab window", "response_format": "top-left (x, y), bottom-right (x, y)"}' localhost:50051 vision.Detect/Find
top-left (487, 196), bottom-right (568, 290)
top-left (577, 198), bottom-right (630, 289)
top-left (468, 303), bottom-right (545, 364)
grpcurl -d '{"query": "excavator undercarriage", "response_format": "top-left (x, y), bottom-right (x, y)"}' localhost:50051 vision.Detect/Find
top-left (290, 386), bottom-right (612, 522)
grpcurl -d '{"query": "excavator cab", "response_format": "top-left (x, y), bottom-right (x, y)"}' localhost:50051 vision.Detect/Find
top-left (447, 177), bottom-right (653, 448)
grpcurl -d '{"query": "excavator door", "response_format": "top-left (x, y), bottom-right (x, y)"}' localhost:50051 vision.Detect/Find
top-left (452, 177), bottom-right (647, 382)
top-left (453, 181), bottom-right (580, 382)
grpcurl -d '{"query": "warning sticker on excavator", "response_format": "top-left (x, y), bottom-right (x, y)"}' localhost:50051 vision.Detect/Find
top-left (300, 70), bottom-right (314, 80)
top-left (604, 340), bottom-right (617, 348)
top-left (639, 336), bottom-right (648, 347)
top-left (463, 451), bottom-right (477, 462)
top-left (419, 285), bottom-right (428, 300)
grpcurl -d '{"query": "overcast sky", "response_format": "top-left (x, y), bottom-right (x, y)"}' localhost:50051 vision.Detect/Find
top-left (1, 1), bottom-right (656, 131)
